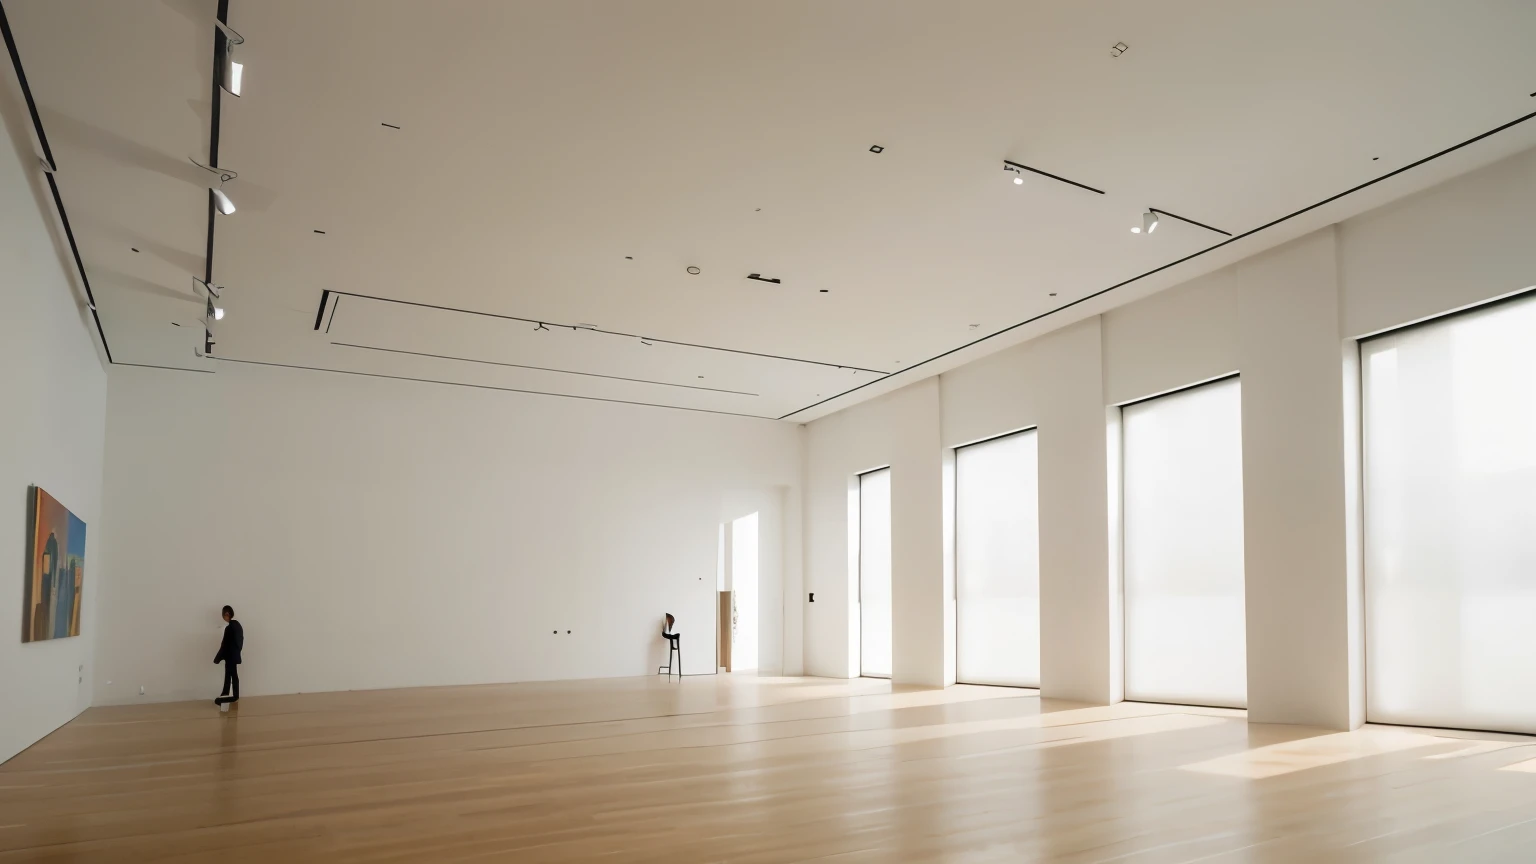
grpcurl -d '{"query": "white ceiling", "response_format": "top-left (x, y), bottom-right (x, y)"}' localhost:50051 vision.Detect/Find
top-left (8, 0), bottom-right (1536, 420)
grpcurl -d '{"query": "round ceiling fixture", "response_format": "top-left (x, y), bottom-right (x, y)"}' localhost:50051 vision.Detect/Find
top-left (686, 266), bottom-right (700, 275)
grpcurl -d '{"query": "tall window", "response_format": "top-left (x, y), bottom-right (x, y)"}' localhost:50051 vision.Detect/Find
top-left (1122, 376), bottom-right (1247, 708)
top-left (956, 430), bottom-right (1040, 687)
top-left (859, 467), bottom-right (892, 678)
top-left (1363, 293), bottom-right (1536, 734)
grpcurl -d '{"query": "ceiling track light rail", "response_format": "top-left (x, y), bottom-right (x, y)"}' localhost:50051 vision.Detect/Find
top-left (312, 289), bottom-right (892, 374)
top-left (1148, 207), bottom-right (1233, 237)
top-left (1002, 160), bottom-right (1106, 195)
top-left (1, 0), bottom-right (112, 360)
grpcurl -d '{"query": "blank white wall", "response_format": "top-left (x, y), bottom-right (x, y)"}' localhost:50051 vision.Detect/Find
top-left (940, 318), bottom-right (1115, 704)
top-left (1103, 231), bottom-right (1355, 727)
top-left (721, 487), bottom-right (787, 675)
top-left (1233, 230), bottom-right (1355, 728)
top-left (0, 95), bottom-right (108, 763)
top-left (801, 144), bottom-right (1536, 729)
top-left (1342, 145), bottom-right (1536, 340)
top-left (96, 362), bottom-right (801, 704)
top-left (803, 378), bottom-right (943, 684)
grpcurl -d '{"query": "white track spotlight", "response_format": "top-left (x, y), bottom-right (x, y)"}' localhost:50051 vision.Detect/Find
top-left (214, 306), bottom-right (225, 321)
top-left (1004, 164), bottom-right (1024, 185)
top-left (1132, 210), bottom-right (1160, 234)
top-left (216, 21), bottom-right (245, 97)
top-left (190, 159), bottom-right (239, 214)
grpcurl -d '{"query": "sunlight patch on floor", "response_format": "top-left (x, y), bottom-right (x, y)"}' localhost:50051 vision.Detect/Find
top-left (1180, 727), bottom-right (1442, 779)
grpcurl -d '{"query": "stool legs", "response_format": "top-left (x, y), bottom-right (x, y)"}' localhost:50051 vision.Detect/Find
top-left (658, 637), bottom-right (681, 678)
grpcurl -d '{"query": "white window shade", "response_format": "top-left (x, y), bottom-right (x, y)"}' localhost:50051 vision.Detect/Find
top-left (1122, 377), bottom-right (1247, 708)
top-left (956, 430), bottom-right (1040, 687)
top-left (1363, 294), bottom-right (1536, 734)
top-left (859, 468), bottom-right (892, 679)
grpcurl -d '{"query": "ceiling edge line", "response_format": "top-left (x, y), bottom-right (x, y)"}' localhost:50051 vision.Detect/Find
top-left (330, 341), bottom-right (761, 396)
top-left (214, 356), bottom-right (785, 421)
top-left (112, 361), bottom-right (215, 374)
top-left (319, 289), bottom-right (893, 375)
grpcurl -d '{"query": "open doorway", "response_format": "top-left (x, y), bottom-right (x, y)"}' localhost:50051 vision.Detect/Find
top-left (717, 511), bottom-right (760, 673)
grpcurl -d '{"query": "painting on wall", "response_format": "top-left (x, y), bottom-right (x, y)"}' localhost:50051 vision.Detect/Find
top-left (23, 487), bottom-right (85, 642)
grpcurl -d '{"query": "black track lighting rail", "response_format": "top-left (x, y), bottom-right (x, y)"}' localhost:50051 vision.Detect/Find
top-left (1, 0), bottom-right (113, 361)
top-left (314, 289), bottom-right (892, 375)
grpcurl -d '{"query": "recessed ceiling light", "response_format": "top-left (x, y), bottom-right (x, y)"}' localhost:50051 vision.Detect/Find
top-left (1372, 156), bottom-right (1380, 161)
top-left (869, 145), bottom-right (884, 154)
top-left (819, 289), bottom-right (829, 293)
top-left (624, 255), bottom-right (633, 260)
top-left (1049, 292), bottom-right (1057, 297)
top-left (313, 229), bottom-right (326, 234)
top-left (686, 266), bottom-right (700, 275)
top-left (131, 247), bottom-right (139, 253)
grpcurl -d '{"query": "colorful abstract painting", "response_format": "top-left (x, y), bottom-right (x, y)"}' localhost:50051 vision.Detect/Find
top-left (23, 487), bottom-right (85, 642)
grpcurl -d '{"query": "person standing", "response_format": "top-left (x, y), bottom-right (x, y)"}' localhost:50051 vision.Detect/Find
top-left (213, 605), bottom-right (243, 707)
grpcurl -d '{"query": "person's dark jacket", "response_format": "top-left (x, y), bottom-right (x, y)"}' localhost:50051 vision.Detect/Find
top-left (214, 619), bottom-right (244, 665)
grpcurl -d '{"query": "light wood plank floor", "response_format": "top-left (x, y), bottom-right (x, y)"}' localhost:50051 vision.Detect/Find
top-left (5, 675), bottom-right (1536, 862)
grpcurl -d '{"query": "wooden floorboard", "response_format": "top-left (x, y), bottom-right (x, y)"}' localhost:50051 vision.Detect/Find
top-left (4, 675), bottom-right (1536, 862)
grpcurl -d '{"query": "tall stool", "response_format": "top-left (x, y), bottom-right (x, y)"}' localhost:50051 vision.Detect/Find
top-left (658, 613), bottom-right (681, 678)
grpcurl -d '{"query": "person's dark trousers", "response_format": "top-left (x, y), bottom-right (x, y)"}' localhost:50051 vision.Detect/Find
top-left (216, 661), bottom-right (239, 704)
